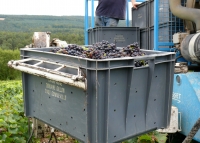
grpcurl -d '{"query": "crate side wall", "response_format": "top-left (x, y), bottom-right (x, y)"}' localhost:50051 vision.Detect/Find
top-left (132, 1), bottom-right (149, 28)
top-left (88, 27), bottom-right (140, 47)
top-left (22, 74), bottom-right (88, 142)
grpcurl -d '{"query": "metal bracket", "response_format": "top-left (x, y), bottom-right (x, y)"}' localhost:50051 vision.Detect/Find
top-left (8, 58), bottom-right (86, 90)
top-left (178, 112), bottom-right (182, 132)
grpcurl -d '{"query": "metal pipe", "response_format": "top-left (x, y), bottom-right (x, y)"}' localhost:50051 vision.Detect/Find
top-left (126, 0), bottom-right (129, 27)
top-left (91, 0), bottom-right (94, 28)
top-left (84, 0), bottom-right (89, 45)
top-left (169, 0), bottom-right (200, 31)
top-left (154, 0), bottom-right (159, 50)
top-left (186, 0), bottom-right (195, 8)
top-left (184, 0), bottom-right (195, 33)
top-left (182, 118), bottom-right (200, 143)
top-left (7, 61), bottom-right (86, 90)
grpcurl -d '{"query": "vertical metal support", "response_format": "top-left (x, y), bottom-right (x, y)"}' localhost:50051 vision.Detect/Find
top-left (154, 0), bottom-right (159, 51)
top-left (85, 0), bottom-right (89, 45)
top-left (126, 0), bottom-right (130, 27)
top-left (33, 118), bottom-right (45, 138)
top-left (91, 0), bottom-right (95, 28)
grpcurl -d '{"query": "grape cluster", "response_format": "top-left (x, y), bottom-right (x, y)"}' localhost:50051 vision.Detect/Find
top-left (50, 40), bottom-right (148, 67)
top-left (51, 44), bottom-right (84, 56)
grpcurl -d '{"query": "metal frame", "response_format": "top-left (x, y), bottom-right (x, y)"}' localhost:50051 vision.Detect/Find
top-left (84, 0), bottom-right (180, 51)
top-left (154, 0), bottom-right (159, 51)
top-left (8, 59), bottom-right (86, 90)
top-left (84, 0), bottom-right (146, 45)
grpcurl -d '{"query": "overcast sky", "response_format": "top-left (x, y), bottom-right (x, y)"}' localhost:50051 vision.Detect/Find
top-left (0, 0), bottom-right (89, 16)
top-left (0, 0), bottom-right (135, 19)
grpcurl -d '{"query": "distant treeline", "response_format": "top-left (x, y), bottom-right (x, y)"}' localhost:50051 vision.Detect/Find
top-left (0, 15), bottom-right (84, 33)
top-left (0, 15), bottom-right (130, 50)
top-left (0, 15), bottom-right (87, 80)
top-left (0, 15), bottom-right (86, 50)
top-left (0, 15), bottom-right (130, 80)
top-left (0, 14), bottom-right (129, 33)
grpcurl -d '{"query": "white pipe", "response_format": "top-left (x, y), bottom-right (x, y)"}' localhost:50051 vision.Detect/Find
top-left (8, 61), bottom-right (86, 90)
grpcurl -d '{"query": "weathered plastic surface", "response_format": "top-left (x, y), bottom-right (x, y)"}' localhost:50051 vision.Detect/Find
top-left (132, 1), bottom-right (149, 28)
top-left (20, 47), bottom-right (175, 143)
top-left (140, 28), bottom-right (149, 50)
top-left (87, 27), bottom-right (140, 47)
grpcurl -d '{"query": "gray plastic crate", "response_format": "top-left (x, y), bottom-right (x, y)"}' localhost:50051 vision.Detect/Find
top-left (88, 28), bottom-right (95, 46)
top-left (149, 0), bottom-right (185, 27)
top-left (88, 27), bottom-right (140, 47)
top-left (19, 47), bottom-right (175, 143)
top-left (140, 28), bottom-right (149, 49)
top-left (132, 1), bottom-right (149, 28)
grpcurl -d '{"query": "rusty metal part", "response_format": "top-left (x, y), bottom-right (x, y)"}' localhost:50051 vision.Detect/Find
top-left (33, 119), bottom-right (45, 138)
top-left (7, 59), bottom-right (86, 90)
top-left (32, 32), bottom-right (51, 48)
top-left (174, 62), bottom-right (188, 73)
top-left (184, 0), bottom-right (196, 34)
top-left (173, 32), bottom-right (189, 49)
top-left (50, 38), bottom-right (68, 47)
top-left (173, 32), bottom-right (188, 44)
top-left (169, 0), bottom-right (200, 31)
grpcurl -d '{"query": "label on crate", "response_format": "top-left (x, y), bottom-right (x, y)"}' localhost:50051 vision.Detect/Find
top-left (44, 80), bottom-right (67, 100)
top-left (137, 14), bottom-right (142, 19)
top-left (113, 35), bottom-right (125, 42)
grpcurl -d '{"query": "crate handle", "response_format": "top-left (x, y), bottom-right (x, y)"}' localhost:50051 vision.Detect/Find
top-left (7, 58), bottom-right (86, 90)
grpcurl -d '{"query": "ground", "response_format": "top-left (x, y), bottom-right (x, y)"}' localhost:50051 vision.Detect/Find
top-left (39, 130), bottom-right (78, 143)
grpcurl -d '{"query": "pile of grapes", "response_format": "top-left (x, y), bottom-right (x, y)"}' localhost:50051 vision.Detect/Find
top-left (50, 40), bottom-right (148, 67)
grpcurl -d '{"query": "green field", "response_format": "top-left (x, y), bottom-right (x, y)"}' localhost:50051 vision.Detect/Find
top-left (0, 80), bottom-right (28, 143)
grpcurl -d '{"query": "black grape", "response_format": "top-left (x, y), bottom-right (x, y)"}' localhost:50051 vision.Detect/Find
top-left (50, 41), bottom-right (148, 67)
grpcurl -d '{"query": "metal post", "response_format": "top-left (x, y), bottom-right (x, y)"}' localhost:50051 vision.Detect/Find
top-left (84, 0), bottom-right (89, 45)
top-left (33, 118), bottom-right (45, 138)
top-left (126, 0), bottom-right (129, 27)
top-left (154, 0), bottom-right (159, 51)
top-left (91, 0), bottom-right (95, 28)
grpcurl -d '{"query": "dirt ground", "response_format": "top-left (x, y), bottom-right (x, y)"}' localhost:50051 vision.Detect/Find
top-left (39, 131), bottom-right (78, 143)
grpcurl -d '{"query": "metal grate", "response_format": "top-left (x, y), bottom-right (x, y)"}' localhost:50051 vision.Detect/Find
top-left (158, 0), bottom-right (186, 49)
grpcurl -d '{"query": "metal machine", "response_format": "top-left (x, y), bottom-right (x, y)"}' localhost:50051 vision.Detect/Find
top-left (169, 0), bottom-right (200, 142)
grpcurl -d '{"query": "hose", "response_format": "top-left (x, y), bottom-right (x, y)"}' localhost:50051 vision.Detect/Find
top-left (27, 118), bottom-right (35, 143)
top-left (48, 128), bottom-right (57, 143)
top-left (182, 118), bottom-right (200, 143)
top-left (27, 129), bottom-right (34, 143)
